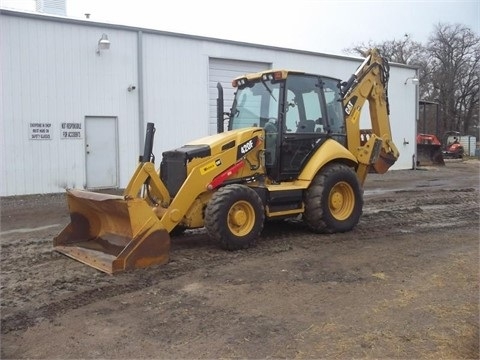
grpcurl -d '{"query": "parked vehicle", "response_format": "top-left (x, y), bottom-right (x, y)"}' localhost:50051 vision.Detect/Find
top-left (54, 49), bottom-right (399, 274)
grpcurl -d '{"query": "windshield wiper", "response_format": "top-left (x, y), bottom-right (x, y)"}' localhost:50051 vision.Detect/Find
top-left (261, 79), bottom-right (277, 102)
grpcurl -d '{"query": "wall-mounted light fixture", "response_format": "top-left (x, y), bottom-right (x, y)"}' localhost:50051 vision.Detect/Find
top-left (96, 33), bottom-right (110, 55)
top-left (404, 76), bottom-right (419, 85)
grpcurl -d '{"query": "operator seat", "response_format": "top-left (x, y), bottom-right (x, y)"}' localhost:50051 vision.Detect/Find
top-left (264, 119), bottom-right (277, 166)
top-left (296, 120), bottom-right (315, 133)
top-left (264, 120), bottom-right (277, 133)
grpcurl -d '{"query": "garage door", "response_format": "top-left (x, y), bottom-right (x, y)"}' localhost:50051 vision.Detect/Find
top-left (209, 58), bottom-right (270, 135)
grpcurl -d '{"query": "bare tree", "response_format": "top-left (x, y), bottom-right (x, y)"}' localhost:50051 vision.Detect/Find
top-left (344, 34), bottom-right (424, 65)
top-left (344, 24), bottom-right (480, 138)
top-left (427, 23), bottom-right (479, 136)
top-left (343, 35), bottom-right (430, 101)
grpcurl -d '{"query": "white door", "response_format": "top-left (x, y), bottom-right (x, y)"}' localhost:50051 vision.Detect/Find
top-left (209, 58), bottom-right (271, 134)
top-left (85, 117), bottom-right (118, 189)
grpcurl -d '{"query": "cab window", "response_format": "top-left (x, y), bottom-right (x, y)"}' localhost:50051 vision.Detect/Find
top-left (284, 75), bottom-right (324, 134)
top-left (322, 77), bottom-right (344, 134)
top-left (230, 82), bottom-right (281, 129)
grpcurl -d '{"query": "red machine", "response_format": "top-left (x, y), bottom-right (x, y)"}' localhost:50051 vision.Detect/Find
top-left (442, 131), bottom-right (464, 159)
top-left (416, 131), bottom-right (464, 166)
top-left (416, 133), bottom-right (444, 166)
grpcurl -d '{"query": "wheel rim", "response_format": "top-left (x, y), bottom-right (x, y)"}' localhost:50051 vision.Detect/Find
top-left (328, 181), bottom-right (355, 221)
top-left (227, 200), bottom-right (255, 236)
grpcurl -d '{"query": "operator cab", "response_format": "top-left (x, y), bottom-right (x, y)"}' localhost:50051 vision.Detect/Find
top-left (227, 70), bottom-right (345, 182)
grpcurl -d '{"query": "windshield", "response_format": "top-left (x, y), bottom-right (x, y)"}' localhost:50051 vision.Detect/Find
top-left (229, 81), bottom-right (281, 130)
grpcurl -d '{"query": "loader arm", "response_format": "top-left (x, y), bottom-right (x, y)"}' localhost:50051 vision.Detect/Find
top-left (123, 161), bottom-right (171, 207)
top-left (340, 49), bottom-right (399, 184)
top-left (53, 122), bottom-right (174, 274)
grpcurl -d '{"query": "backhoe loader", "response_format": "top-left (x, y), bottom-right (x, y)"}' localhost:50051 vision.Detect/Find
top-left (54, 48), bottom-right (399, 274)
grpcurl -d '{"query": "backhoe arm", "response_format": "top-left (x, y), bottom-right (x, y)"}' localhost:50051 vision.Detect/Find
top-left (340, 49), bottom-right (399, 184)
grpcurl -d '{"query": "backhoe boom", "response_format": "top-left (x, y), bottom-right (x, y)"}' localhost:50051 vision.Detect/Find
top-left (341, 49), bottom-right (399, 183)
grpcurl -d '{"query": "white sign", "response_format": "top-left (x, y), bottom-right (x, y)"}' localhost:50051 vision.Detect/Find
top-left (29, 123), bottom-right (52, 140)
top-left (61, 122), bottom-right (83, 139)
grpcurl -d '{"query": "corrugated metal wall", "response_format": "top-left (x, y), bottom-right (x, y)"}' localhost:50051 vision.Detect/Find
top-left (1, 14), bottom-right (139, 195)
top-left (1, 10), bottom-right (418, 196)
top-left (142, 34), bottom-right (208, 155)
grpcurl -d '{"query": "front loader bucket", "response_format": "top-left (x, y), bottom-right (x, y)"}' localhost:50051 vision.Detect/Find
top-left (54, 189), bottom-right (170, 274)
top-left (417, 144), bottom-right (445, 166)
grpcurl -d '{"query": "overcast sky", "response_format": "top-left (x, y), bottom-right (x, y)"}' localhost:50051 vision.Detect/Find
top-left (1, 0), bottom-right (479, 56)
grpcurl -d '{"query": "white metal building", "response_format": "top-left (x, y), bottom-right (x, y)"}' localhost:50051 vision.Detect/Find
top-left (0, 9), bottom-right (419, 196)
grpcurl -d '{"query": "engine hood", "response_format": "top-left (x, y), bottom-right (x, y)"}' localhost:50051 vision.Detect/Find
top-left (185, 127), bottom-right (264, 157)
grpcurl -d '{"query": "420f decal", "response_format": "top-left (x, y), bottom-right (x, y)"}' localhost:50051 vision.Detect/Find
top-left (237, 136), bottom-right (259, 160)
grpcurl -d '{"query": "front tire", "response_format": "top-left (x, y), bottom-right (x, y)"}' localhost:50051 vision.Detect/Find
top-left (304, 163), bottom-right (363, 233)
top-left (170, 225), bottom-right (187, 237)
top-left (205, 184), bottom-right (265, 250)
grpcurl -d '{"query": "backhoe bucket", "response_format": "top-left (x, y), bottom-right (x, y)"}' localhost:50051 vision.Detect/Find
top-left (417, 144), bottom-right (445, 166)
top-left (54, 189), bottom-right (170, 274)
top-left (372, 152), bottom-right (398, 174)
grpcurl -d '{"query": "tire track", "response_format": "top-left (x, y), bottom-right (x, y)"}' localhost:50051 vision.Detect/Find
top-left (1, 186), bottom-right (478, 335)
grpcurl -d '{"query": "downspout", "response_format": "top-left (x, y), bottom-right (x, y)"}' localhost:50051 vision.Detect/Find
top-left (414, 68), bottom-right (420, 170)
top-left (137, 30), bottom-right (145, 154)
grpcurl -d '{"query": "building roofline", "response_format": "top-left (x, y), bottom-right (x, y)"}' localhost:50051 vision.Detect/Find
top-left (0, 8), bottom-right (417, 70)
top-left (419, 100), bottom-right (440, 105)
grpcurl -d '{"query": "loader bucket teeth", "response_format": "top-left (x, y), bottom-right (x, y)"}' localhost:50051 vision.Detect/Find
top-left (54, 189), bottom-right (170, 274)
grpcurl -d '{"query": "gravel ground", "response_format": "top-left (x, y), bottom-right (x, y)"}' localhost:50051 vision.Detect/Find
top-left (1, 159), bottom-right (479, 359)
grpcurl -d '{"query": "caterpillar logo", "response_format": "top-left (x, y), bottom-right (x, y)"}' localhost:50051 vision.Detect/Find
top-left (345, 96), bottom-right (358, 115)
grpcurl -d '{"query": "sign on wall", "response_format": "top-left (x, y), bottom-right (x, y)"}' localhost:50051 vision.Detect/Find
top-left (29, 123), bottom-right (52, 140)
top-left (60, 122), bottom-right (83, 139)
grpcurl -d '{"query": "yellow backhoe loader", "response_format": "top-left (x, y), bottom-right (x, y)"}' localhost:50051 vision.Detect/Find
top-left (54, 49), bottom-right (399, 274)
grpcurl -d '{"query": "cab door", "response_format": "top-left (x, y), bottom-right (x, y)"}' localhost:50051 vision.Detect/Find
top-left (278, 75), bottom-right (327, 181)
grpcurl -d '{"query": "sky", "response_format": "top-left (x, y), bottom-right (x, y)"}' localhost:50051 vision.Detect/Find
top-left (1, 0), bottom-right (479, 56)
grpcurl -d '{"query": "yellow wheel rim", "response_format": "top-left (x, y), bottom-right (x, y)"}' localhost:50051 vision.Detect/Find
top-left (329, 181), bottom-right (355, 221)
top-left (227, 200), bottom-right (255, 236)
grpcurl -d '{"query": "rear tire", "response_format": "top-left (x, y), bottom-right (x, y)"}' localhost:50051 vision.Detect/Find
top-left (304, 163), bottom-right (363, 233)
top-left (205, 184), bottom-right (265, 250)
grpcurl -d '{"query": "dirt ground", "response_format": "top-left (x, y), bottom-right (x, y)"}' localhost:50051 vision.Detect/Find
top-left (1, 160), bottom-right (479, 359)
